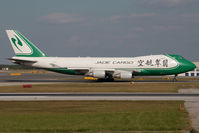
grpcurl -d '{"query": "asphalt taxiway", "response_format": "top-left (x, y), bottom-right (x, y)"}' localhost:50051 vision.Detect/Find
top-left (0, 93), bottom-right (198, 101)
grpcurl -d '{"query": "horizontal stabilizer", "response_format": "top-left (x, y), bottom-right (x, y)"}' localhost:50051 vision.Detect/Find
top-left (8, 58), bottom-right (37, 64)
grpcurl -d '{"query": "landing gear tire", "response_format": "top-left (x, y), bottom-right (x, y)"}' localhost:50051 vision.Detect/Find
top-left (97, 77), bottom-right (114, 82)
top-left (97, 73), bottom-right (115, 82)
top-left (106, 78), bottom-right (114, 82)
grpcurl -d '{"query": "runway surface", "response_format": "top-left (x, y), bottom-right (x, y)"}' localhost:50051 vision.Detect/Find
top-left (0, 93), bottom-right (199, 101)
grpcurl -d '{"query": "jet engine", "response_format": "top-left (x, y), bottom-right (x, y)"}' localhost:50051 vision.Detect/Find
top-left (113, 71), bottom-right (132, 79)
top-left (90, 70), bottom-right (106, 78)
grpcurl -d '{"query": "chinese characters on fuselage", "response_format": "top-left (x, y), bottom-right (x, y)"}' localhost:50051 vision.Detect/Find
top-left (138, 59), bottom-right (168, 67)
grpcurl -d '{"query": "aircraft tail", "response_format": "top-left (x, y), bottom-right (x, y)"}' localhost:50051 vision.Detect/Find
top-left (6, 30), bottom-right (47, 57)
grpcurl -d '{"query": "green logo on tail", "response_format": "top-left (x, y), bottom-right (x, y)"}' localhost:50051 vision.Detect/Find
top-left (11, 35), bottom-right (23, 52)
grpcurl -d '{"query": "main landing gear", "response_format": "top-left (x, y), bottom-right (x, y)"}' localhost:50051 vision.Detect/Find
top-left (97, 73), bottom-right (115, 82)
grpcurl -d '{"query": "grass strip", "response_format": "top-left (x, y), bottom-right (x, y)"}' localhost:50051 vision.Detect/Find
top-left (0, 101), bottom-right (190, 133)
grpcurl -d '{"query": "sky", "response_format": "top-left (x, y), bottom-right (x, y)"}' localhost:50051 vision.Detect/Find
top-left (0, 0), bottom-right (199, 64)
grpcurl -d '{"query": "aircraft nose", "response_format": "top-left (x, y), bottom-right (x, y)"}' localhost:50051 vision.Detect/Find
top-left (184, 61), bottom-right (196, 71)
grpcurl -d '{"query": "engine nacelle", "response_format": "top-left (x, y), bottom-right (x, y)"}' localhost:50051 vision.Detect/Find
top-left (91, 70), bottom-right (106, 78)
top-left (113, 71), bottom-right (132, 79)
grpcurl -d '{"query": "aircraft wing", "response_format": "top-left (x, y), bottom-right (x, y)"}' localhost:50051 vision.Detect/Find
top-left (8, 58), bottom-right (37, 64)
top-left (67, 67), bottom-right (115, 75)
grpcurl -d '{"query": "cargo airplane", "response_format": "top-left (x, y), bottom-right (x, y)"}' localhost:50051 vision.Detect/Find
top-left (6, 30), bottom-right (196, 81)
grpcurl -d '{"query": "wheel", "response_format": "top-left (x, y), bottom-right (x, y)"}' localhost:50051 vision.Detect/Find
top-left (173, 74), bottom-right (178, 82)
top-left (97, 78), bottom-right (114, 82)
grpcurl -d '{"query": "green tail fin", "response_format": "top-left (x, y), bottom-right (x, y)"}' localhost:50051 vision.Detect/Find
top-left (6, 30), bottom-right (47, 57)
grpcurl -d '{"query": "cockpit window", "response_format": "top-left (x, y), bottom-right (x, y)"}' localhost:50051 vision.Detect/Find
top-left (178, 56), bottom-right (184, 59)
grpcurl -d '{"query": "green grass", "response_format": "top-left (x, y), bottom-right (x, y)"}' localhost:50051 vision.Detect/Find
top-left (0, 82), bottom-right (199, 93)
top-left (0, 101), bottom-right (190, 133)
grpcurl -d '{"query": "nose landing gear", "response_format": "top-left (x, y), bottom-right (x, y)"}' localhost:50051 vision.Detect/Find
top-left (173, 74), bottom-right (178, 82)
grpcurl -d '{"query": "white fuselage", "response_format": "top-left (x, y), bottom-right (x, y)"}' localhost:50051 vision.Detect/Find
top-left (12, 55), bottom-right (178, 70)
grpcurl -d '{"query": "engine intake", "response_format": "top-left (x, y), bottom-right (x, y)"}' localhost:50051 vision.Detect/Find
top-left (91, 70), bottom-right (106, 78)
